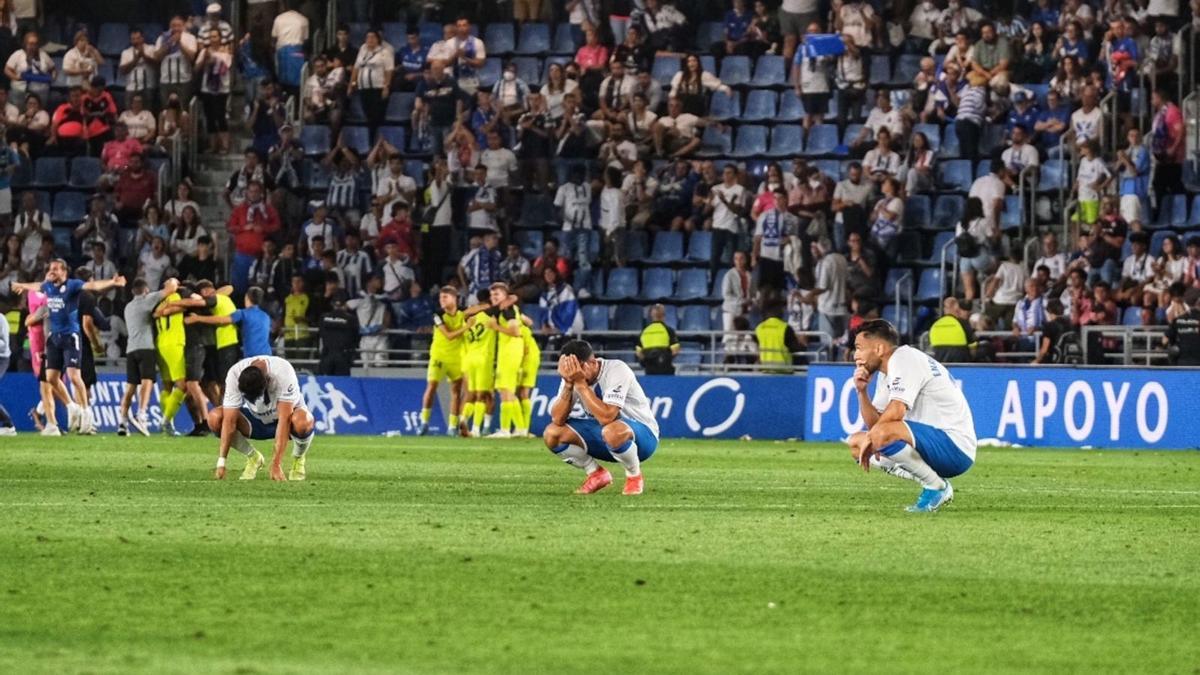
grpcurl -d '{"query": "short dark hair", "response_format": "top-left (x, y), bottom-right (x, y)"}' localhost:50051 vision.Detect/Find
top-left (560, 339), bottom-right (594, 362)
top-left (75, 267), bottom-right (92, 281)
top-left (238, 366), bottom-right (267, 401)
top-left (1046, 299), bottom-right (1064, 315)
top-left (245, 286), bottom-right (264, 306)
top-left (131, 279), bottom-right (149, 293)
top-left (195, 279), bottom-right (214, 291)
top-left (197, 235), bottom-right (213, 246)
top-left (857, 319), bottom-right (900, 345)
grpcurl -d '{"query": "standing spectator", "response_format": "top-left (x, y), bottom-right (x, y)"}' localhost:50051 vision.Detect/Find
top-left (984, 244), bottom-right (1028, 329)
top-left (414, 61), bottom-right (464, 156)
top-left (198, 4), bottom-right (235, 48)
top-left (336, 231), bottom-right (373, 299)
top-left (195, 32), bottom-right (233, 155)
top-left (709, 164), bottom-right (747, 273)
top-left (968, 159), bottom-right (1008, 229)
top-left (81, 76), bottom-right (118, 155)
top-left (62, 31), bottom-right (104, 89)
top-left (317, 292), bottom-right (359, 375)
top-left (1164, 291), bottom-right (1200, 365)
top-left (1116, 127), bottom-right (1151, 225)
top-left (833, 34), bottom-right (866, 133)
top-left (395, 28), bottom-right (428, 92)
top-left (1035, 299), bottom-right (1073, 363)
top-left (636, 0), bottom-right (688, 53)
top-left (539, 266), bottom-right (584, 337)
top-left (237, 33), bottom-right (270, 117)
top-left (1033, 232), bottom-right (1069, 283)
top-left (722, 250), bottom-right (755, 335)
top-left (74, 196), bottom-right (119, 257)
top-left (324, 24), bottom-right (357, 71)
top-left (49, 87), bottom-right (88, 157)
top-left (224, 149), bottom-right (271, 209)
top-left (350, 274), bottom-right (390, 368)
top-left (956, 197), bottom-right (998, 305)
top-left (904, 130), bottom-right (936, 194)
top-left (845, 231), bottom-right (877, 299)
top-left (113, 152), bottom-right (156, 227)
top-left (753, 189), bottom-right (794, 293)
top-left (575, 28), bottom-right (608, 95)
top-left (271, 1), bottom-right (309, 94)
top-left (516, 90), bottom-right (554, 193)
top-left (5, 31), bottom-right (54, 107)
top-left (1150, 87), bottom-right (1185, 202)
top-left (1075, 139), bottom-right (1111, 227)
top-left (138, 236), bottom-right (172, 292)
top-left (349, 30), bottom-right (393, 140)
top-left (867, 177), bottom-right (904, 260)
top-left (554, 165), bottom-right (593, 274)
top-left (136, 203), bottom-right (171, 256)
top-left (449, 17), bottom-right (487, 95)
top-left (178, 236), bottom-right (219, 283)
top-left (1069, 85), bottom-right (1104, 146)
top-left (467, 164), bottom-right (499, 234)
top-left (499, 243), bottom-right (531, 288)
top-left (458, 232), bottom-right (501, 296)
top-left (155, 16), bottom-right (199, 107)
top-left (952, 71), bottom-right (988, 164)
top-left (831, 162), bottom-right (872, 250)
top-left (1012, 278), bottom-right (1045, 350)
top-left (227, 181), bottom-right (281, 293)
top-left (10, 92), bottom-right (48, 158)
top-left (156, 93), bottom-right (189, 155)
top-left (13, 191), bottom-right (48, 273)
top-left (599, 166), bottom-right (627, 268)
top-left (636, 304), bottom-right (681, 375)
top-left (970, 22), bottom-right (1011, 89)
top-left (809, 237), bottom-right (849, 339)
top-left (715, 0), bottom-right (754, 58)
top-left (793, 24), bottom-right (832, 132)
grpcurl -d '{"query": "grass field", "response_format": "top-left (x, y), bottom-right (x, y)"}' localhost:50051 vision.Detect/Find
top-left (1, 436), bottom-right (1198, 674)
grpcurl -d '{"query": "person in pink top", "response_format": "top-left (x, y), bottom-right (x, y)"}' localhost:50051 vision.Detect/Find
top-left (99, 122), bottom-right (143, 174)
top-left (575, 28), bottom-right (609, 94)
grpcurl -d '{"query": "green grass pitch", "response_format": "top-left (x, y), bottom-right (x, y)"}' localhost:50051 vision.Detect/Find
top-left (1, 436), bottom-right (1198, 674)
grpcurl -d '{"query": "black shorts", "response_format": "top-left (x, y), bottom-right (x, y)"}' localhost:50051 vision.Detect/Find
top-left (801, 93), bottom-right (829, 116)
top-left (185, 345), bottom-right (208, 382)
top-left (202, 346), bottom-right (220, 384)
top-left (126, 349), bottom-right (157, 384)
top-left (215, 345), bottom-right (240, 385)
top-left (81, 346), bottom-right (96, 388)
top-left (45, 333), bottom-right (82, 372)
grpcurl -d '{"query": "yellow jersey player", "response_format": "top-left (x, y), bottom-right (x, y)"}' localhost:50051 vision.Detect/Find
top-left (153, 281), bottom-right (189, 435)
top-left (418, 286), bottom-right (467, 436)
top-left (461, 289), bottom-right (498, 437)
top-left (486, 282), bottom-right (526, 438)
top-left (517, 299), bottom-right (541, 436)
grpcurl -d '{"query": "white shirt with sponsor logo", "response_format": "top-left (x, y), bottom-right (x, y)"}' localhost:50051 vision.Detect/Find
top-left (222, 356), bottom-right (307, 423)
top-left (871, 346), bottom-right (976, 458)
top-left (561, 358), bottom-right (659, 437)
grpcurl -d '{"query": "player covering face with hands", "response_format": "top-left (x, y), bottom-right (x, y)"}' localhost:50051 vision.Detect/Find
top-left (846, 320), bottom-right (978, 513)
top-left (542, 340), bottom-right (660, 495)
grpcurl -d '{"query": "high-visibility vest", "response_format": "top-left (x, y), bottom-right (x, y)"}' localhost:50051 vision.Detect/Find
top-left (929, 315), bottom-right (968, 347)
top-left (756, 317), bottom-right (791, 372)
top-left (639, 322), bottom-right (672, 350)
top-left (212, 294), bottom-right (239, 349)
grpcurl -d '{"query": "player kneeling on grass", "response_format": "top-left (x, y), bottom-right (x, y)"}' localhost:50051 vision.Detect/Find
top-left (541, 340), bottom-right (659, 495)
top-left (209, 355), bottom-right (315, 482)
top-left (846, 319), bottom-right (978, 513)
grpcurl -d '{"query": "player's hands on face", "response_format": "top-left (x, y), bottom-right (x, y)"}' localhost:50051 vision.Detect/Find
top-left (269, 463), bottom-right (287, 482)
top-left (853, 364), bottom-right (871, 392)
top-left (557, 354), bottom-right (577, 382)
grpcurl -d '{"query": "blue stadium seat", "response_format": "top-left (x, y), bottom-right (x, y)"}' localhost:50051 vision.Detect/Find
top-left (803, 124), bottom-right (838, 156)
top-left (382, 23), bottom-right (407, 49)
top-left (418, 22), bottom-right (442, 47)
top-left (51, 191), bottom-right (86, 223)
top-left (750, 55), bottom-right (786, 87)
top-left (708, 90), bottom-right (740, 121)
top-left (613, 304), bottom-right (645, 332)
top-left (659, 304), bottom-right (679, 329)
top-left (841, 123), bottom-right (865, 147)
top-left (515, 230), bottom-right (543, 259)
top-left (35, 190), bottom-right (51, 215)
top-left (813, 159), bottom-right (840, 180)
top-left (51, 227), bottom-right (72, 256)
top-left (647, 231), bottom-right (685, 263)
top-left (624, 230), bottom-right (649, 262)
top-left (680, 304), bottom-right (712, 331)
top-left (515, 23), bottom-right (551, 55)
top-left (552, 23), bottom-right (577, 54)
top-left (731, 125), bottom-right (768, 158)
top-left (921, 231), bottom-right (958, 266)
top-left (300, 125), bottom-right (331, 155)
top-left (767, 125), bottom-right (804, 158)
top-left (938, 160), bottom-right (972, 193)
top-left (741, 90), bottom-right (775, 122)
top-left (904, 195), bottom-right (931, 230)
top-left (513, 57), bottom-right (542, 86)
top-left (1122, 306), bottom-right (1144, 326)
top-left (882, 304), bottom-right (912, 336)
top-left (980, 125), bottom-right (1006, 157)
top-left (744, 160), bottom-right (769, 181)
top-left (777, 91), bottom-right (804, 121)
top-left (10, 159), bottom-right (31, 189)
top-left (301, 160), bottom-right (331, 190)
top-left (696, 125), bottom-right (732, 157)
top-left (651, 55), bottom-right (682, 87)
top-left (1189, 195), bottom-right (1200, 229)
top-left (711, 268), bottom-right (731, 300)
top-left (349, 22), bottom-right (370, 46)
top-left (343, 94), bottom-right (366, 124)
top-left (675, 342), bottom-right (703, 367)
top-left (719, 56), bottom-right (752, 87)
top-left (940, 124), bottom-right (960, 158)
top-left (603, 269), bottom-right (639, 301)
top-left (640, 268), bottom-right (674, 300)
top-left (1155, 194), bottom-right (1188, 230)
top-left (891, 54), bottom-right (921, 87)
top-left (340, 126), bottom-right (371, 156)
top-left (883, 268), bottom-right (915, 297)
top-left (479, 58), bottom-right (503, 88)
top-left (33, 157), bottom-right (66, 188)
top-left (1037, 159), bottom-right (1069, 192)
top-left (1149, 230), bottom-right (1174, 257)
top-left (379, 127), bottom-right (407, 155)
top-left (676, 269), bottom-right (710, 301)
top-left (974, 159), bottom-right (991, 180)
top-left (868, 55), bottom-right (891, 87)
top-left (913, 123), bottom-right (941, 152)
top-left (518, 193), bottom-right (554, 229)
top-left (1000, 195), bottom-right (1023, 230)
top-left (686, 231), bottom-right (713, 262)
top-left (68, 157), bottom-right (101, 189)
top-left (98, 23), bottom-right (128, 56)
top-left (484, 23), bottom-right (516, 54)
top-left (405, 160), bottom-right (426, 187)
top-left (915, 268), bottom-right (946, 303)
top-left (695, 22), bottom-right (724, 51)
top-left (386, 93), bottom-right (416, 123)
top-left (583, 304), bottom-right (610, 331)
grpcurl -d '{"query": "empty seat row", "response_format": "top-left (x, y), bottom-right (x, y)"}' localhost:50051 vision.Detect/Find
top-left (12, 156), bottom-right (103, 190)
top-left (582, 303), bottom-right (719, 332)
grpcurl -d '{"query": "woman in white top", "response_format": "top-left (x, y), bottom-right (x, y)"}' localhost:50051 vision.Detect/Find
top-left (1049, 56), bottom-right (1085, 103)
top-left (348, 30), bottom-right (394, 136)
top-left (117, 93), bottom-right (157, 144)
top-left (862, 129), bottom-right (903, 184)
top-left (156, 93), bottom-right (189, 156)
top-left (1147, 234), bottom-right (1188, 306)
top-left (868, 176), bottom-right (905, 258)
top-left (163, 182), bottom-right (200, 224)
top-left (63, 31), bottom-right (104, 88)
top-left (669, 54), bottom-right (731, 117)
top-left (445, 123), bottom-right (480, 184)
top-left (195, 33), bottom-right (233, 154)
top-left (10, 91), bottom-right (48, 157)
top-left (139, 236), bottom-right (173, 291)
top-left (169, 206), bottom-right (208, 259)
top-left (543, 63), bottom-right (579, 121)
top-left (904, 130), bottom-right (936, 194)
top-left (4, 33), bottom-right (55, 105)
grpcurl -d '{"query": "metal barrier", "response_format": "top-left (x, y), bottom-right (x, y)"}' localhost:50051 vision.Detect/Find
top-left (1100, 90), bottom-right (1117, 155)
top-left (187, 96), bottom-right (202, 174)
top-left (917, 329), bottom-right (1041, 362)
top-left (169, 129), bottom-right (182, 186)
top-left (1081, 325), bottom-right (1170, 365)
top-left (893, 268), bottom-right (913, 337)
top-left (295, 61), bottom-right (311, 131)
top-left (325, 0), bottom-right (337, 49)
top-left (939, 234), bottom-right (957, 298)
top-left (1183, 23), bottom-right (1197, 107)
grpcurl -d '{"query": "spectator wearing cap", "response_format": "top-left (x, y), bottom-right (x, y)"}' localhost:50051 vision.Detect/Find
top-left (349, 29), bottom-right (394, 140)
top-left (195, 31), bottom-right (233, 155)
top-left (155, 16), bottom-right (199, 108)
top-left (1006, 89), bottom-right (1039, 138)
top-left (952, 70), bottom-right (988, 164)
top-left (5, 31), bottom-right (54, 107)
top-left (271, 0), bottom-right (309, 94)
top-left (62, 30), bottom-right (104, 89)
top-left (199, 4), bottom-right (235, 47)
top-left (395, 28), bottom-right (428, 92)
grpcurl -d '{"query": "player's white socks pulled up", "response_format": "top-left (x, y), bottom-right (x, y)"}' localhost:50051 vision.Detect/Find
top-left (870, 454), bottom-right (919, 483)
top-left (553, 444), bottom-right (599, 475)
top-left (292, 433), bottom-right (313, 457)
top-left (607, 439), bottom-right (641, 477)
top-left (231, 431), bottom-right (255, 456)
top-left (881, 443), bottom-right (946, 490)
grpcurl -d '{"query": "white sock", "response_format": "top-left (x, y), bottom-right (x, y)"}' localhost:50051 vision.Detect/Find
top-left (291, 433), bottom-right (313, 457)
top-left (231, 431), bottom-right (255, 456)
top-left (609, 440), bottom-right (641, 477)
top-left (553, 443), bottom-right (599, 474)
top-left (484, 413), bottom-right (493, 430)
top-left (36, 401), bottom-right (44, 415)
top-left (871, 454), bottom-right (920, 483)
top-left (884, 443), bottom-right (946, 490)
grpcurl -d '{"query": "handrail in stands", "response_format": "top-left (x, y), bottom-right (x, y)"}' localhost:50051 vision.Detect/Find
top-left (1017, 163), bottom-right (1036, 244)
top-left (296, 61), bottom-right (311, 131)
top-left (1182, 23), bottom-right (1196, 107)
top-left (1099, 89), bottom-right (1117, 156)
top-left (894, 268), bottom-right (913, 338)
top-left (1061, 199), bottom-right (1078, 246)
top-left (1080, 325), bottom-right (1170, 366)
top-left (187, 96), bottom-right (201, 174)
top-left (325, 0), bottom-right (338, 49)
top-left (939, 234), bottom-right (957, 299)
top-left (169, 129), bottom-right (181, 186)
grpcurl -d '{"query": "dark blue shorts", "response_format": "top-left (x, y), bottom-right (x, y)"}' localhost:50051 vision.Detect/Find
top-left (896, 420), bottom-right (975, 478)
top-left (45, 332), bottom-right (82, 371)
top-left (566, 417), bottom-right (659, 463)
top-left (239, 406), bottom-right (278, 440)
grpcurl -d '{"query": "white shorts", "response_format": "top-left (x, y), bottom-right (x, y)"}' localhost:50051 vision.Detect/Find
top-left (1119, 194), bottom-right (1144, 226)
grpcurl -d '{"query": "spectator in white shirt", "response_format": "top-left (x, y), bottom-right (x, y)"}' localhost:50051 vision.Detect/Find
top-left (62, 31), bottom-right (104, 88)
top-left (155, 16), bottom-right (199, 105)
top-left (554, 166), bottom-right (593, 273)
top-left (1001, 125), bottom-right (1039, 176)
top-left (119, 28), bottom-right (158, 110)
top-left (598, 166), bottom-right (627, 267)
top-left (984, 244), bottom-right (1028, 328)
top-left (709, 163), bottom-right (748, 272)
top-left (117, 94), bottom-right (157, 145)
top-left (968, 158), bottom-right (1009, 227)
top-left (852, 90), bottom-right (905, 154)
top-left (1033, 232), bottom-right (1069, 282)
top-left (479, 131), bottom-right (519, 188)
top-left (4, 31), bottom-right (55, 106)
top-left (467, 165), bottom-right (499, 233)
top-left (862, 128), bottom-right (903, 185)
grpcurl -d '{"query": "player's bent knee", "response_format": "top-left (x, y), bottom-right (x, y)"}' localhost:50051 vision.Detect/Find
top-left (601, 421), bottom-right (632, 449)
top-left (291, 410), bottom-right (315, 436)
top-left (206, 408), bottom-right (223, 434)
top-left (542, 422), bottom-right (564, 446)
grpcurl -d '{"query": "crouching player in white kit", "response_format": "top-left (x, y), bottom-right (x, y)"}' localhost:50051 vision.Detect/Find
top-left (208, 356), bottom-right (316, 482)
top-left (542, 340), bottom-right (659, 495)
top-left (847, 320), bottom-right (977, 513)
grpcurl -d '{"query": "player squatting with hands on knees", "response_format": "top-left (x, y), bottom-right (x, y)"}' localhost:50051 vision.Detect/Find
top-left (541, 339), bottom-right (660, 496)
top-left (209, 355), bottom-right (315, 482)
top-left (845, 319), bottom-right (979, 513)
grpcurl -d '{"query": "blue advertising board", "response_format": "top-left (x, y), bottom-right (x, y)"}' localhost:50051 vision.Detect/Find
top-left (0, 372), bottom-right (808, 440)
top-left (806, 364), bottom-right (1200, 450)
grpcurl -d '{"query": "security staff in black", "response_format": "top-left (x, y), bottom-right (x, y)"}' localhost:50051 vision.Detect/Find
top-left (319, 292), bottom-right (360, 375)
top-left (929, 297), bottom-right (977, 363)
top-left (636, 304), bottom-right (681, 375)
top-left (1165, 303), bottom-right (1200, 366)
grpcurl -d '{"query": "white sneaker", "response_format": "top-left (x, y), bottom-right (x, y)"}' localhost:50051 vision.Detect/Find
top-left (487, 430), bottom-right (512, 439)
top-left (40, 426), bottom-right (62, 437)
top-left (0, 426), bottom-right (16, 436)
top-left (131, 416), bottom-right (150, 437)
top-left (67, 403), bottom-right (81, 432)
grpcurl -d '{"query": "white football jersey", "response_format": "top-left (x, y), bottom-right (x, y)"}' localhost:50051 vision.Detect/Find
top-left (223, 355), bottom-right (307, 423)
top-left (561, 358), bottom-right (660, 437)
top-left (871, 346), bottom-right (977, 458)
